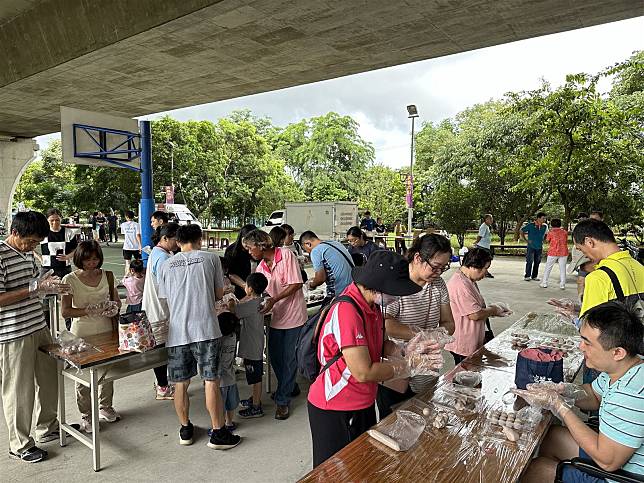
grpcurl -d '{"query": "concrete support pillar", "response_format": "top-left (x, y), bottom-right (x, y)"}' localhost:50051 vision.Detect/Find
top-left (0, 138), bottom-right (38, 230)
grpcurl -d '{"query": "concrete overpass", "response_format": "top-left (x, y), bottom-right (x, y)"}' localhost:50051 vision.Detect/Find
top-left (0, 0), bottom-right (642, 221)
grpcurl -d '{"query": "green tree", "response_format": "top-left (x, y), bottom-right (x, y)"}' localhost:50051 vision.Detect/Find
top-left (356, 165), bottom-right (406, 224)
top-left (431, 181), bottom-right (479, 248)
top-left (272, 112), bottom-right (375, 200)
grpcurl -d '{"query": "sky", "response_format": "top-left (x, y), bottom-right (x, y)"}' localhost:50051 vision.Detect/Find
top-left (36, 16), bottom-right (643, 169)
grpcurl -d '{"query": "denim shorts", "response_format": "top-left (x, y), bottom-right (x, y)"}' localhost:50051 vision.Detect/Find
top-left (244, 358), bottom-right (264, 385)
top-left (561, 448), bottom-right (606, 483)
top-left (167, 339), bottom-right (222, 382)
top-left (220, 384), bottom-right (240, 412)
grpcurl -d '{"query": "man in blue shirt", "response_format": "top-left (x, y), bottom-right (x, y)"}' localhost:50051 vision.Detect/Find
top-left (520, 212), bottom-right (548, 281)
top-left (513, 301), bottom-right (644, 482)
top-left (299, 231), bottom-right (353, 306)
top-left (360, 211), bottom-right (377, 232)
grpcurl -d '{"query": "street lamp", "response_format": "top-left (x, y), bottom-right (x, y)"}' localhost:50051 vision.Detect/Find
top-left (406, 104), bottom-right (419, 236)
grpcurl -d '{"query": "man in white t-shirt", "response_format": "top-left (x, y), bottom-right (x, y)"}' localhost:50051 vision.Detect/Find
top-left (120, 210), bottom-right (141, 276)
top-left (474, 213), bottom-right (494, 279)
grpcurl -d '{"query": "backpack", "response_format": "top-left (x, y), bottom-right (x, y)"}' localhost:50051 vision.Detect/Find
top-left (598, 266), bottom-right (644, 322)
top-left (296, 295), bottom-right (365, 381)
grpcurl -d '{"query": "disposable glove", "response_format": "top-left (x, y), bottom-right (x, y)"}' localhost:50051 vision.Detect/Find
top-left (526, 382), bottom-right (587, 403)
top-left (512, 387), bottom-right (571, 417)
top-left (389, 353), bottom-right (443, 379)
top-left (29, 270), bottom-right (72, 296)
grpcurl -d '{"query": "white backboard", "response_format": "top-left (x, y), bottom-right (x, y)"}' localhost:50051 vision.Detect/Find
top-left (61, 106), bottom-right (140, 169)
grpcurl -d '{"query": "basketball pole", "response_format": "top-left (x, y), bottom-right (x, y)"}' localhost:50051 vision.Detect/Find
top-left (139, 120), bottom-right (154, 265)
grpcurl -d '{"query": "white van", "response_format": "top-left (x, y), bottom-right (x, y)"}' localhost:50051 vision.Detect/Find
top-left (155, 203), bottom-right (202, 228)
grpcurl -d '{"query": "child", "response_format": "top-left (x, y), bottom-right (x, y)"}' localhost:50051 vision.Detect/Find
top-left (540, 218), bottom-right (569, 290)
top-left (123, 259), bottom-right (145, 312)
top-left (217, 312), bottom-right (240, 431)
top-left (235, 273), bottom-right (268, 418)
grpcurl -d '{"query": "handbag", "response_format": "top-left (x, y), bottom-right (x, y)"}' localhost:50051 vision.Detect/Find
top-left (514, 347), bottom-right (564, 389)
top-left (118, 310), bottom-right (157, 353)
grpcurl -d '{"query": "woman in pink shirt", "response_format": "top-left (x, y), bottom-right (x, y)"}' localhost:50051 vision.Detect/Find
top-left (242, 229), bottom-right (307, 421)
top-left (445, 248), bottom-right (505, 364)
top-left (540, 218), bottom-right (569, 290)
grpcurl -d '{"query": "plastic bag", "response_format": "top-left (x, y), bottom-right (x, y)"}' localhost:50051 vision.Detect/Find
top-left (431, 383), bottom-right (482, 414)
top-left (86, 300), bottom-right (119, 317)
top-left (54, 330), bottom-right (102, 370)
top-left (492, 302), bottom-right (513, 317)
top-left (368, 410), bottom-right (426, 451)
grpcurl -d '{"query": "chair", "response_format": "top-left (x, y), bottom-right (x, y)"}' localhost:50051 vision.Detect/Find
top-left (208, 237), bottom-right (216, 249)
top-left (555, 458), bottom-right (644, 483)
top-left (219, 238), bottom-right (229, 250)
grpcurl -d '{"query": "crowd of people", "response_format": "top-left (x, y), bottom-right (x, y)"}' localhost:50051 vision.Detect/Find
top-left (0, 207), bottom-right (642, 482)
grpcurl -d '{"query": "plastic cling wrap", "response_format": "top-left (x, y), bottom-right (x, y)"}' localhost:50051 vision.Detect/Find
top-left (368, 410), bottom-right (426, 451)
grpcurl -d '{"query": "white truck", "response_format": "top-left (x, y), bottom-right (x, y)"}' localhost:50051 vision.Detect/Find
top-left (154, 203), bottom-right (202, 228)
top-left (263, 201), bottom-right (358, 240)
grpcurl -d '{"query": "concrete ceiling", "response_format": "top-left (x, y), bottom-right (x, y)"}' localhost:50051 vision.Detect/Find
top-left (1, 0), bottom-right (642, 138)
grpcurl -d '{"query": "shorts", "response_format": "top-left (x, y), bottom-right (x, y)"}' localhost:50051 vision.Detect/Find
top-left (244, 358), bottom-right (264, 385)
top-left (167, 339), bottom-right (222, 382)
top-left (123, 249), bottom-right (142, 261)
top-left (220, 384), bottom-right (240, 412)
top-left (561, 448), bottom-right (606, 483)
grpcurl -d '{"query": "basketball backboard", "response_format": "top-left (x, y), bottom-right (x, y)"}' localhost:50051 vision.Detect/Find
top-left (61, 106), bottom-right (141, 170)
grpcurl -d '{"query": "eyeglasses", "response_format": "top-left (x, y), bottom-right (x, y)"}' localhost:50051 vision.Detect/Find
top-left (426, 260), bottom-right (450, 273)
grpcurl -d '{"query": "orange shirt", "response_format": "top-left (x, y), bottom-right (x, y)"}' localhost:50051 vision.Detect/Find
top-left (545, 227), bottom-right (569, 257)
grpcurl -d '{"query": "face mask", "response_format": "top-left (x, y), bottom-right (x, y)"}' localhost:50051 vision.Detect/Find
top-left (375, 292), bottom-right (397, 307)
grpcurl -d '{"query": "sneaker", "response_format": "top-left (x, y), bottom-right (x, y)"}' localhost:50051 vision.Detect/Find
top-left (9, 446), bottom-right (48, 463)
top-left (36, 430), bottom-right (60, 444)
top-left (239, 405), bottom-right (264, 419)
top-left (539, 283), bottom-right (547, 288)
top-left (531, 277), bottom-right (541, 281)
top-left (155, 384), bottom-right (175, 400)
top-left (179, 421), bottom-right (194, 446)
top-left (240, 397), bottom-right (253, 408)
top-left (207, 427), bottom-right (241, 450)
top-left (80, 414), bottom-right (93, 433)
top-left (560, 285), bottom-right (566, 290)
top-left (275, 405), bottom-right (290, 420)
top-left (99, 407), bottom-right (120, 423)
top-left (225, 422), bottom-right (237, 432)
top-left (524, 277), bottom-right (531, 281)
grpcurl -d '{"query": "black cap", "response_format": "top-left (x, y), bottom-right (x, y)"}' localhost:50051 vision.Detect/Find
top-left (351, 250), bottom-right (421, 296)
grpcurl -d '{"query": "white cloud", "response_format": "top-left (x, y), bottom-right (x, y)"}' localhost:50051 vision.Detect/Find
top-left (37, 16), bottom-right (644, 170)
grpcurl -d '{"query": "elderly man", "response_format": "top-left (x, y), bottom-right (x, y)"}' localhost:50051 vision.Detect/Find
top-left (0, 211), bottom-right (69, 463)
top-left (243, 229), bottom-right (307, 420)
top-left (514, 301), bottom-right (643, 482)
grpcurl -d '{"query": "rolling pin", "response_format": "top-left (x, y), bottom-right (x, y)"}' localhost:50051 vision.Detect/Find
top-left (367, 429), bottom-right (401, 451)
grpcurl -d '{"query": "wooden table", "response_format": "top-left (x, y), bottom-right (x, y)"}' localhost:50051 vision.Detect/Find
top-left (40, 331), bottom-right (168, 471)
top-left (299, 313), bottom-right (584, 483)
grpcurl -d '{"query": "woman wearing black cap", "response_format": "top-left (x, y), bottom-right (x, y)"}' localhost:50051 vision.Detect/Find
top-left (307, 251), bottom-right (443, 467)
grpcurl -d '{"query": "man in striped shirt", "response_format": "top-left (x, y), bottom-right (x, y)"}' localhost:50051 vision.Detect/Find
top-left (515, 301), bottom-right (643, 482)
top-left (0, 212), bottom-right (67, 463)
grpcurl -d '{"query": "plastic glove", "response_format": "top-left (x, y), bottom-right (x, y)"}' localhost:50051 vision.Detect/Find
top-left (86, 300), bottom-right (119, 317)
top-left (490, 302), bottom-right (513, 317)
top-left (405, 327), bottom-right (442, 356)
top-left (408, 326), bottom-right (454, 349)
top-left (511, 388), bottom-right (571, 417)
top-left (526, 382), bottom-right (587, 402)
top-left (389, 353), bottom-right (443, 379)
top-left (29, 270), bottom-right (72, 296)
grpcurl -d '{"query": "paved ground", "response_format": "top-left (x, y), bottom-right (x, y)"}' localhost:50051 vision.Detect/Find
top-left (0, 245), bottom-right (577, 482)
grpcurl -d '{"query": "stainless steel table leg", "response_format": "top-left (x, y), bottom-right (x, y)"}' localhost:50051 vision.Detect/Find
top-left (90, 368), bottom-right (100, 471)
top-left (57, 359), bottom-right (67, 447)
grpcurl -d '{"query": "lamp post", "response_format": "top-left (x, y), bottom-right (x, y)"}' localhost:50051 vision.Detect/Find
top-left (406, 104), bottom-right (419, 237)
